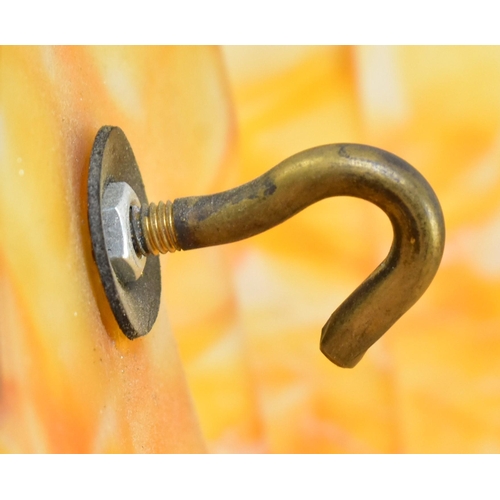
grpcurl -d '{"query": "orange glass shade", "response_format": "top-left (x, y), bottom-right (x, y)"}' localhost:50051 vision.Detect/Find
top-left (1, 46), bottom-right (500, 453)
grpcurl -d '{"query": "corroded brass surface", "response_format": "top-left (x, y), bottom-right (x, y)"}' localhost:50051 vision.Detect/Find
top-left (90, 126), bottom-right (445, 368)
top-left (146, 144), bottom-right (445, 368)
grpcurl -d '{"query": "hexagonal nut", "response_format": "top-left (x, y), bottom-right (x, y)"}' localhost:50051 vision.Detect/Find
top-left (102, 182), bottom-right (146, 283)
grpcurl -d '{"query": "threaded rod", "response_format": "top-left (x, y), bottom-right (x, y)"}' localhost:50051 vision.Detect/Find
top-left (134, 200), bottom-right (181, 255)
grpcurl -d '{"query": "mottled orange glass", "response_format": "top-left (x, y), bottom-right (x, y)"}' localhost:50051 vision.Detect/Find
top-left (1, 46), bottom-right (500, 453)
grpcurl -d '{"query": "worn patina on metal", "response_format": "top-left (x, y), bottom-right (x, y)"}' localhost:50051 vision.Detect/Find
top-left (89, 126), bottom-right (446, 368)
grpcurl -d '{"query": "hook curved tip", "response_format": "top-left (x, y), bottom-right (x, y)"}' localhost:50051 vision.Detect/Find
top-left (168, 141), bottom-right (445, 369)
top-left (317, 147), bottom-right (445, 368)
top-left (320, 341), bottom-right (365, 368)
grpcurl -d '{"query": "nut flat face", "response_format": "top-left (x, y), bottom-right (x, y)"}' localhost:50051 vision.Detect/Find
top-left (102, 182), bottom-right (146, 283)
top-left (87, 126), bottom-right (161, 339)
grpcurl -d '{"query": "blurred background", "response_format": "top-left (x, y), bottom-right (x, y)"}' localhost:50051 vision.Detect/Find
top-left (1, 46), bottom-right (500, 453)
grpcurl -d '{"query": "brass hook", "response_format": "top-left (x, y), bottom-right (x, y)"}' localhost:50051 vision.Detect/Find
top-left (137, 143), bottom-right (445, 368)
top-left (88, 128), bottom-right (445, 368)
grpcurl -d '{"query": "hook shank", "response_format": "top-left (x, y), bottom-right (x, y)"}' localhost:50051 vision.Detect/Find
top-left (170, 144), bottom-right (445, 368)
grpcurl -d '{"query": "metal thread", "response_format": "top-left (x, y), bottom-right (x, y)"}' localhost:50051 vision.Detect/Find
top-left (140, 200), bottom-right (180, 254)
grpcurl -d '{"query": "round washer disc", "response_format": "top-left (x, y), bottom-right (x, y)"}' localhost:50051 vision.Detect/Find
top-left (88, 126), bottom-right (161, 339)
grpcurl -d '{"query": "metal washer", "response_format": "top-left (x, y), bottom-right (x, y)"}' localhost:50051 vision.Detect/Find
top-left (88, 126), bottom-right (161, 339)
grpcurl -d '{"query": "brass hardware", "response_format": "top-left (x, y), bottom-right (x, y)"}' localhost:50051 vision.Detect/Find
top-left (89, 127), bottom-right (445, 368)
top-left (135, 143), bottom-right (445, 367)
top-left (139, 201), bottom-right (180, 255)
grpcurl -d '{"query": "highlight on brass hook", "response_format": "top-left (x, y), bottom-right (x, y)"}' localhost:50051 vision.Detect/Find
top-left (88, 127), bottom-right (445, 369)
